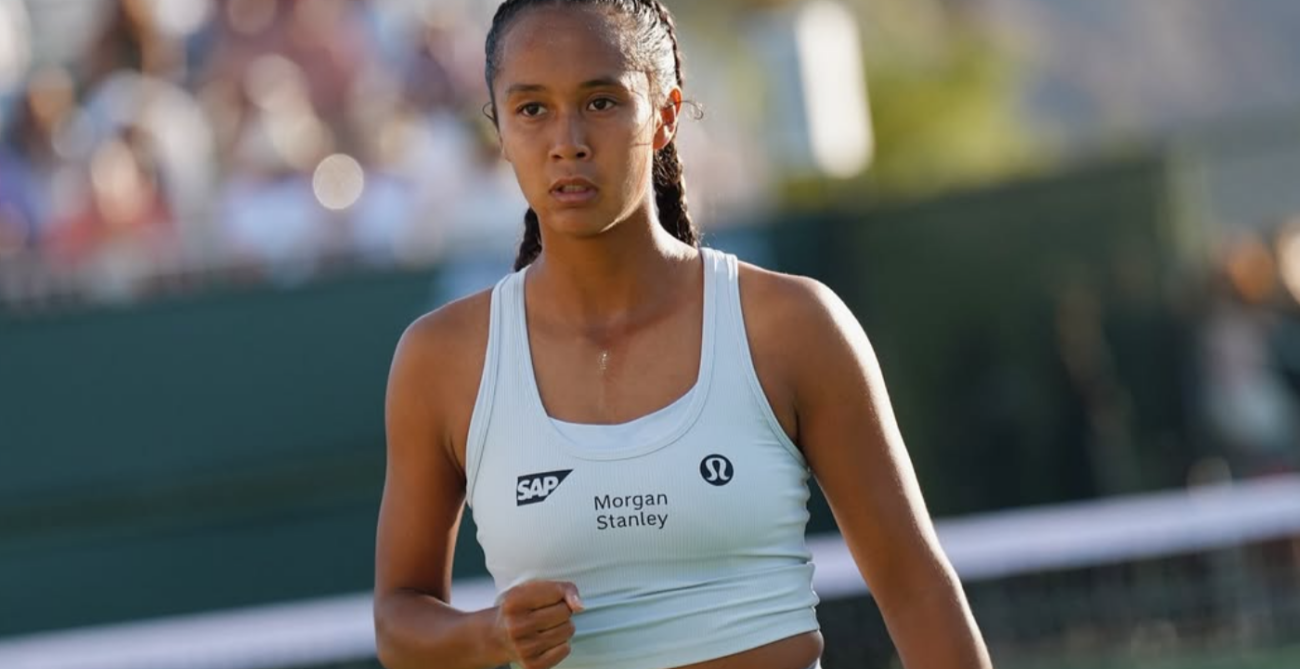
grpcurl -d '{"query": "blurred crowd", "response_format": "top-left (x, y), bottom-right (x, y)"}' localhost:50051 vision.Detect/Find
top-left (0, 0), bottom-right (529, 305)
top-left (1196, 226), bottom-right (1300, 480)
top-left (2, 0), bottom-right (1295, 484)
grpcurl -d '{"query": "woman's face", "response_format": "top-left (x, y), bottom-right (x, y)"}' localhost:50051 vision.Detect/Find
top-left (492, 5), bottom-right (676, 240)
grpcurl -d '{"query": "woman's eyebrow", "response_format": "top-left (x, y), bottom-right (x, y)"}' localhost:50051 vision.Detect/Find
top-left (504, 77), bottom-right (627, 97)
top-left (577, 77), bottom-right (626, 90)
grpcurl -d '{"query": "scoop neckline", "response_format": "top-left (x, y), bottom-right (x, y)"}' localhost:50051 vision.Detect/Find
top-left (514, 248), bottom-right (717, 461)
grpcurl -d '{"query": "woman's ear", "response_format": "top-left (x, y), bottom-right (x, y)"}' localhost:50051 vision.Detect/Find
top-left (497, 128), bottom-right (513, 163)
top-left (653, 88), bottom-right (683, 151)
top-left (485, 102), bottom-right (510, 162)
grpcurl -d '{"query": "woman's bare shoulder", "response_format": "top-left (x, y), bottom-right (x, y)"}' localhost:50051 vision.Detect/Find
top-left (735, 260), bottom-right (848, 345)
top-left (735, 260), bottom-right (870, 391)
top-left (389, 286), bottom-right (496, 472)
top-left (399, 286), bottom-right (494, 365)
top-left (732, 261), bottom-right (858, 439)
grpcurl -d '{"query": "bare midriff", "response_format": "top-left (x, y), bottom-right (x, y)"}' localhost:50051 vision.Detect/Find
top-left (670, 630), bottom-right (823, 669)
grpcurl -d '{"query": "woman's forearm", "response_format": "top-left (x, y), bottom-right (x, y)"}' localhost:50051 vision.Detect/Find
top-left (374, 589), bottom-right (506, 669)
top-left (882, 566), bottom-right (993, 669)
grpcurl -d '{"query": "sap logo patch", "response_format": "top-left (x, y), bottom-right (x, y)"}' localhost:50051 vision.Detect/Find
top-left (516, 469), bottom-right (574, 506)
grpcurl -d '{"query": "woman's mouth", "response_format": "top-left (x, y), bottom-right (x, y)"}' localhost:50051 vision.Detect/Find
top-left (551, 182), bottom-right (598, 206)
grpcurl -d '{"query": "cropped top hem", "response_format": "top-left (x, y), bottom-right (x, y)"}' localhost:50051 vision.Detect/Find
top-left (517, 608), bottom-right (820, 669)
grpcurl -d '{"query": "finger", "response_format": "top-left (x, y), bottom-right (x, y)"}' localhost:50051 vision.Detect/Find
top-left (530, 580), bottom-right (582, 612)
top-left (525, 600), bottom-right (575, 631)
top-left (518, 620), bottom-right (576, 659)
top-left (537, 618), bottom-right (577, 644)
top-left (522, 640), bottom-right (571, 669)
top-left (503, 582), bottom-right (566, 613)
top-left (557, 582), bottom-right (584, 612)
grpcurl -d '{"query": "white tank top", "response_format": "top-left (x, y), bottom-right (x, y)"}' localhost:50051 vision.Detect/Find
top-left (465, 248), bottom-right (820, 669)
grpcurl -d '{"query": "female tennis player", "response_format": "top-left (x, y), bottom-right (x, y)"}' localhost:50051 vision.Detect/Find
top-left (374, 1), bottom-right (992, 668)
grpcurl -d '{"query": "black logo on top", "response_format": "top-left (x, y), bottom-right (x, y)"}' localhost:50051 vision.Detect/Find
top-left (700, 455), bottom-right (733, 486)
top-left (517, 469), bottom-right (573, 505)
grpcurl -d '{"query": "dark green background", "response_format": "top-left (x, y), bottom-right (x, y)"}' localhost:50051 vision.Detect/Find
top-left (0, 154), bottom-right (1196, 636)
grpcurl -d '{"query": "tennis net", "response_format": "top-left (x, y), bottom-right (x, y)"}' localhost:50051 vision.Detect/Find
top-left (3, 475), bottom-right (1299, 669)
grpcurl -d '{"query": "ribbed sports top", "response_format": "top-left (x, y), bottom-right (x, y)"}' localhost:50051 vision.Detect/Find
top-left (465, 248), bottom-right (820, 669)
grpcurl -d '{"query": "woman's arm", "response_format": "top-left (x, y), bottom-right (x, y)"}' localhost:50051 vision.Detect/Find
top-left (754, 271), bottom-right (993, 669)
top-left (373, 300), bottom-right (509, 669)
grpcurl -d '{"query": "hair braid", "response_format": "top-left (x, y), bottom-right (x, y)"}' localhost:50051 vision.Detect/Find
top-left (514, 208), bottom-right (543, 271)
top-left (643, 0), bottom-right (683, 92)
top-left (642, 0), bottom-right (698, 247)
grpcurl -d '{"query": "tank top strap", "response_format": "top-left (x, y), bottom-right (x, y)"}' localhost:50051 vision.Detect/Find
top-left (464, 270), bottom-right (519, 508)
top-left (710, 248), bottom-right (809, 468)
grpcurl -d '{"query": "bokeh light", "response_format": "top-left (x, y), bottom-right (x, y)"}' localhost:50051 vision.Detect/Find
top-left (0, 0), bottom-right (31, 93)
top-left (1276, 219), bottom-right (1300, 304)
top-left (145, 0), bottom-right (213, 40)
top-left (312, 153), bottom-right (364, 211)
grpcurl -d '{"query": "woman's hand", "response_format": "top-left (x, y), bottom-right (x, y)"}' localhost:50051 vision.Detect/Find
top-left (491, 580), bottom-right (585, 669)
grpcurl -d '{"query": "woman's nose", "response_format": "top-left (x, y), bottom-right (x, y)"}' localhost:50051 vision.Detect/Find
top-left (549, 113), bottom-right (590, 161)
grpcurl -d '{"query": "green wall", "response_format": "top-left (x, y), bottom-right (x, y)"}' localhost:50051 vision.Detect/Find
top-left (0, 269), bottom-right (454, 634)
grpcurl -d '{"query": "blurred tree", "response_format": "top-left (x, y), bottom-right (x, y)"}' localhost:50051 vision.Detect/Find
top-left (781, 0), bottom-right (1048, 205)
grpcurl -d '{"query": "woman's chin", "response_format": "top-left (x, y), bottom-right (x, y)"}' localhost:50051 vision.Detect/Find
top-left (543, 211), bottom-right (621, 239)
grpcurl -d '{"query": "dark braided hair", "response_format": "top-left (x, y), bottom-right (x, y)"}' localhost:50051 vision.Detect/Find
top-left (483, 0), bottom-right (699, 271)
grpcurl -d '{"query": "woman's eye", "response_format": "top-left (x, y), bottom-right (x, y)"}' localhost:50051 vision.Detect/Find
top-left (589, 97), bottom-right (617, 112)
top-left (517, 103), bottom-right (544, 117)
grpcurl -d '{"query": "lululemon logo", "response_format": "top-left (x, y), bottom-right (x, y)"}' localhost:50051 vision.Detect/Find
top-left (700, 454), bottom-right (734, 486)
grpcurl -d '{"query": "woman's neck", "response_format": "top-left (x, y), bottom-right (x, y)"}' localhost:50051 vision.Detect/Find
top-left (527, 217), bottom-right (699, 335)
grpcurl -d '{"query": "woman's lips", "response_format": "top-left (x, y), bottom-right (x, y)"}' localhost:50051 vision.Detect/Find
top-left (551, 183), bottom-right (598, 206)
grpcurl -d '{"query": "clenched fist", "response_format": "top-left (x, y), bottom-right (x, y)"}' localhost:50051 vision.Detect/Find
top-left (491, 580), bottom-right (585, 669)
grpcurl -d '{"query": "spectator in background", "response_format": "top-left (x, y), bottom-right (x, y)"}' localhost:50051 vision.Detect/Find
top-left (1053, 272), bottom-right (1140, 495)
top-left (44, 125), bottom-right (177, 302)
top-left (0, 67), bottom-right (77, 256)
top-left (203, 0), bottom-right (418, 279)
top-left (1200, 235), bottom-right (1298, 477)
top-left (3, 0), bottom-right (692, 303)
top-left (280, 0), bottom-right (373, 133)
top-left (61, 0), bottom-right (218, 292)
top-left (392, 13), bottom-right (514, 259)
top-left (79, 0), bottom-right (189, 88)
top-left (79, 69), bottom-right (217, 272)
top-left (441, 120), bottom-right (530, 257)
top-left (0, 0), bottom-right (32, 113)
top-left (203, 0), bottom-right (374, 135)
top-left (214, 54), bottom-right (333, 284)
